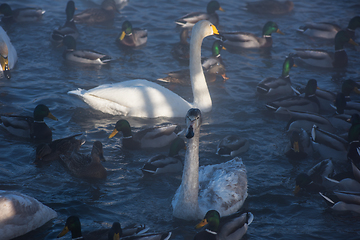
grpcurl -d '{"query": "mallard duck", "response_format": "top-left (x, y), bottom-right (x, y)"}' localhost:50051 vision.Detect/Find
top-left (59, 141), bottom-right (107, 179)
top-left (0, 26), bottom-right (17, 79)
top-left (158, 40), bottom-right (228, 85)
top-left (245, 0), bottom-right (294, 15)
top-left (311, 125), bottom-right (348, 166)
top-left (141, 137), bottom-right (186, 175)
top-left (172, 108), bottom-right (247, 220)
top-left (62, 35), bottom-right (111, 64)
top-left (347, 114), bottom-right (360, 142)
top-left (297, 16), bottom-right (360, 39)
top-left (294, 30), bottom-right (358, 69)
top-left (108, 119), bottom-right (182, 150)
top-left (194, 210), bottom-right (253, 240)
top-left (0, 3), bottom-right (45, 23)
top-left (175, 1), bottom-right (225, 28)
top-left (34, 133), bottom-right (85, 164)
top-left (284, 128), bottom-right (312, 160)
top-left (68, 20), bottom-right (219, 118)
top-left (116, 20), bottom-right (147, 48)
top-left (334, 93), bottom-right (360, 115)
top-left (275, 108), bottom-right (336, 133)
top-left (220, 21), bottom-right (284, 49)
top-left (51, 1), bottom-right (79, 47)
top-left (73, 0), bottom-right (118, 24)
top-left (216, 135), bottom-right (249, 157)
top-left (58, 216), bottom-right (150, 240)
top-left (293, 159), bottom-right (335, 195)
top-left (0, 104), bottom-right (57, 142)
top-left (320, 191), bottom-right (360, 214)
top-left (256, 54), bottom-right (298, 99)
top-left (266, 78), bottom-right (320, 113)
top-left (0, 190), bottom-right (57, 240)
top-left (172, 28), bottom-right (190, 61)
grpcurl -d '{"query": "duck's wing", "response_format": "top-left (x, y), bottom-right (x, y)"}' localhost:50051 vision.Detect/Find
top-left (176, 12), bottom-right (208, 27)
top-left (219, 212), bottom-right (253, 240)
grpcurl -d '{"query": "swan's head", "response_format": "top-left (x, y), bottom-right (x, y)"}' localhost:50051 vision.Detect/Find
top-left (193, 20), bottom-right (219, 39)
top-left (185, 108), bottom-right (202, 139)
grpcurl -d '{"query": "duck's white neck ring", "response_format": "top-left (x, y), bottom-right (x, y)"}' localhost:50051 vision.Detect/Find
top-left (263, 35), bottom-right (271, 38)
top-left (347, 28), bottom-right (355, 32)
top-left (205, 229), bottom-right (217, 235)
top-left (283, 74), bottom-right (290, 78)
top-left (335, 49), bottom-right (345, 52)
top-left (34, 120), bottom-right (45, 123)
top-left (123, 135), bottom-right (133, 139)
top-left (72, 237), bottom-right (84, 240)
top-left (215, 53), bottom-right (220, 58)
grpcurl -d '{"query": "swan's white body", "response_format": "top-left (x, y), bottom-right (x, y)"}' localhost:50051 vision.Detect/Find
top-left (172, 109), bottom-right (248, 220)
top-left (0, 27), bottom-right (17, 74)
top-left (68, 20), bottom-right (215, 118)
top-left (0, 191), bottom-right (57, 240)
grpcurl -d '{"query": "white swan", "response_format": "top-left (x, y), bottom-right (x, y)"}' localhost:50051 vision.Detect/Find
top-left (0, 190), bottom-right (57, 239)
top-left (172, 108), bottom-right (248, 220)
top-left (0, 26), bottom-right (17, 79)
top-left (68, 20), bottom-right (217, 118)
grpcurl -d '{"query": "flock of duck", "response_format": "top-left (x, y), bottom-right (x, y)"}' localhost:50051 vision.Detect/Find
top-left (0, 0), bottom-right (359, 239)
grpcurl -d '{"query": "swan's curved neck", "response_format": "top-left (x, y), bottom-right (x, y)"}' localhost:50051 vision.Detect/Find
top-left (173, 127), bottom-right (200, 220)
top-left (190, 26), bottom-right (212, 112)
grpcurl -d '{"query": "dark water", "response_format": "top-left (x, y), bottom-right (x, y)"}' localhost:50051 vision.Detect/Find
top-left (1, 0), bottom-right (360, 239)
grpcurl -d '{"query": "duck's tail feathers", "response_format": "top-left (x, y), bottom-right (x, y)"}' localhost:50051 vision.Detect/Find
top-left (100, 55), bottom-right (112, 63)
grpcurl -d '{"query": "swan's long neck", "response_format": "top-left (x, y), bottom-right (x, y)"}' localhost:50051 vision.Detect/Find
top-left (173, 127), bottom-right (200, 220)
top-left (190, 24), bottom-right (212, 112)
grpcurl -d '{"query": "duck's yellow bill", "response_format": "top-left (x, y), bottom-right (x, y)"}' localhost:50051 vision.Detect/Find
top-left (109, 129), bottom-right (119, 139)
top-left (353, 87), bottom-right (360, 94)
top-left (57, 226), bottom-right (69, 237)
top-left (219, 7), bottom-right (225, 12)
top-left (47, 112), bottom-right (58, 121)
top-left (349, 38), bottom-right (359, 46)
top-left (195, 218), bottom-right (208, 229)
top-left (222, 46), bottom-right (226, 50)
top-left (293, 185), bottom-right (301, 195)
top-left (293, 141), bottom-right (299, 153)
top-left (112, 232), bottom-right (120, 240)
top-left (276, 29), bottom-right (284, 35)
top-left (119, 31), bottom-right (126, 41)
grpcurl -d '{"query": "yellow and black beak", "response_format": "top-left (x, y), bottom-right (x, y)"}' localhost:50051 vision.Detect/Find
top-left (195, 218), bottom-right (208, 229)
top-left (119, 31), bottom-right (126, 41)
top-left (109, 129), bottom-right (119, 139)
top-left (57, 226), bottom-right (69, 238)
top-left (0, 55), bottom-right (10, 79)
top-left (47, 112), bottom-right (58, 121)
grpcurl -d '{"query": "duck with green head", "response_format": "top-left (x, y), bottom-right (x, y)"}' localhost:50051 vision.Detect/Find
top-left (116, 20), bottom-right (148, 48)
top-left (220, 21), bottom-right (284, 48)
top-left (108, 119), bottom-right (182, 150)
top-left (51, 1), bottom-right (79, 47)
top-left (256, 54), bottom-right (297, 99)
top-left (0, 26), bottom-right (17, 79)
top-left (0, 104), bottom-right (57, 142)
top-left (73, 0), bottom-right (119, 24)
top-left (0, 3), bottom-right (45, 23)
top-left (176, 1), bottom-right (225, 28)
top-left (158, 40), bottom-right (228, 85)
top-left (294, 30), bottom-right (358, 68)
top-left (63, 35), bottom-right (111, 64)
top-left (194, 210), bottom-right (253, 240)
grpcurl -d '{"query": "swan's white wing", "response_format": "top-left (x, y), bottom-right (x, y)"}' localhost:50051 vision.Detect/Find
top-left (69, 79), bottom-right (192, 118)
top-left (198, 157), bottom-right (248, 218)
top-left (0, 191), bottom-right (57, 240)
top-left (0, 27), bottom-right (18, 69)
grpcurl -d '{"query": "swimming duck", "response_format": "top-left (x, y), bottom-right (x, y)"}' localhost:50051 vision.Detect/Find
top-left (34, 133), bottom-right (85, 164)
top-left (158, 40), bottom-right (228, 85)
top-left (59, 141), bottom-right (107, 179)
top-left (0, 3), bottom-right (45, 23)
top-left (256, 54), bottom-right (298, 99)
top-left (68, 20), bottom-right (219, 118)
top-left (294, 30), bottom-right (358, 68)
top-left (116, 20), bottom-right (147, 48)
top-left (334, 92), bottom-right (360, 115)
top-left (0, 104), bottom-right (58, 142)
top-left (275, 109), bottom-right (336, 133)
top-left (0, 26), bottom-right (17, 79)
top-left (108, 119), bottom-right (182, 150)
top-left (266, 78), bottom-right (320, 113)
top-left (284, 128), bottom-right (312, 160)
top-left (172, 28), bottom-right (190, 61)
top-left (172, 108), bottom-right (248, 220)
top-left (62, 35), bottom-right (111, 64)
top-left (73, 0), bottom-right (119, 24)
top-left (220, 21), bottom-right (284, 49)
top-left (297, 16), bottom-right (360, 39)
top-left (0, 190), bottom-right (57, 240)
top-left (194, 210), bottom-right (253, 240)
top-left (141, 137), bottom-right (186, 175)
top-left (175, 1), bottom-right (225, 28)
top-left (51, 1), bottom-right (79, 47)
top-left (58, 216), bottom-right (150, 240)
top-left (293, 159), bottom-right (335, 195)
top-left (245, 0), bottom-right (294, 15)
top-left (319, 191), bottom-right (360, 214)
top-left (216, 134), bottom-right (249, 157)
